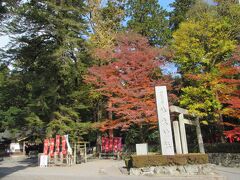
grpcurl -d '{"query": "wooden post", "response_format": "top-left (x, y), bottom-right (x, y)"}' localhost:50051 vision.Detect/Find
top-left (23, 141), bottom-right (26, 155)
top-left (60, 152), bottom-right (63, 164)
top-left (74, 143), bottom-right (77, 164)
top-left (195, 117), bottom-right (205, 153)
top-left (54, 153), bottom-right (57, 165)
top-left (84, 142), bottom-right (87, 163)
top-left (108, 101), bottom-right (114, 138)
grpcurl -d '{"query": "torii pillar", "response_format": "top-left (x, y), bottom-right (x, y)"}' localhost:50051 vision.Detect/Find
top-left (170, 106), bottom-right (205, 154)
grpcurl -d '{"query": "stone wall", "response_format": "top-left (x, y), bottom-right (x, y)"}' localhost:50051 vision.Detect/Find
top-left (130, 164), bottom-right (215, 176)
top-left (208, 153), bottom-right (240, 167)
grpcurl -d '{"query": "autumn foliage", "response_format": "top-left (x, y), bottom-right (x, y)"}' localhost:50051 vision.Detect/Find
top-left (184, 46), bottom-right (240, 119)
top-left (181, 46), bottom-right (240, 142)
top-left (219, 46), bottom-right (240, 119)
top-left (224, 127), bottom-right (240, 143)
top-left (85, 33), bottom-right (175, 131)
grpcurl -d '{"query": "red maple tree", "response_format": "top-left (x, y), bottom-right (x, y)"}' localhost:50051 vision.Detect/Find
top-left (221, 46), bottom-right (240, 142)
top-left (85, 33), bottom-right (176, 131)
top-left (220, 46), bottom-right (240, 119)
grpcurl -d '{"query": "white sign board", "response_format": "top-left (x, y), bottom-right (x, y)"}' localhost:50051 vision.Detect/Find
top-left (155, 86), bottom-right (174, 155)
top-left (136, 143), bottom-right (148, 155)
top-left (10, 143), bottom-right (20, 152)
top-left (39, 155), bottom-right (48, 167)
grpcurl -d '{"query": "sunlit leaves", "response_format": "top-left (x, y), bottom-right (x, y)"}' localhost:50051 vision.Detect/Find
top-left (86, 33), bottom-right (175, 131)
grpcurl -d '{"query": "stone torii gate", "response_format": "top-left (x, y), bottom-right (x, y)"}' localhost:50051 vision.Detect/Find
top-left (170, 106), bottom-right (205, 154)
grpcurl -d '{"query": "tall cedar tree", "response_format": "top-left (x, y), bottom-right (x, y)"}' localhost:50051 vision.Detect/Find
top-left (0, 0), bottom-right (20, 20)
top-left (0, 0), bottom-right (92, 140)
top-left (126, 0), bottom-right (171, 47)
top-left (85, 33), bottom-right (176, 131)
top-left (169, 0), bottom-right (196, 31)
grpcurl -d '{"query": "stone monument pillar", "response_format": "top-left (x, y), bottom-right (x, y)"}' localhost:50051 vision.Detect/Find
top-left (155, 86), bottom-right (174, 155)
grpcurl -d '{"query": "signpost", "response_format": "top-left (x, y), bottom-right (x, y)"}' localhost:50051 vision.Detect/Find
top-left (39, 154), bottom-right (48, 167)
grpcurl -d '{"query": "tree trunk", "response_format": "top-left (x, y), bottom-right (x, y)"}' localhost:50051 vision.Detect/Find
top-left (108, 101), bottom-right (113, 137)
top-left (218, 113), bottom-right (225, 143)
top-left (139, 125), bottom-right (145, 143)
top-left (216, 92), bottom-right (225, 143)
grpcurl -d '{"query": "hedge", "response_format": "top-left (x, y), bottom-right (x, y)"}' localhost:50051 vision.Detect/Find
top-left (204, 143), bottom-right (240, 153)
top-left (129, 153), bottom-right (208, 168)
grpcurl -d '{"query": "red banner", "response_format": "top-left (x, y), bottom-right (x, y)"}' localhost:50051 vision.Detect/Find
top-left (55, 135), bottom-right (60, 155)
top-left (106, 137), bottom-right (110, 152)
top-left (43, 139), bottom-right (49, 155)
top-left (62, 135), bottom-right (67, 155)
top-left (113, 138), bottom-right (118, 152)
top-left (49, 138), bottom-right (55, 157)
top-left (117, 137), bottom-right (122, 151)
top-left (101, 137), bottom-right (122, 153)
top-left (109, 138), bottom-right (113, 152)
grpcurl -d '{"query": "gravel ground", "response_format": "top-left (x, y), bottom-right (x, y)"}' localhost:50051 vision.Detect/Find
top-left (0, 156), bottom-right (237, 180)
top-left (215, 166), bottom-right (240, 180)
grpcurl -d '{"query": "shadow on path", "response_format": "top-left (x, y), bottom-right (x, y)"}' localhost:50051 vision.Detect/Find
top-left (0, 157), bottom-right (38, 179)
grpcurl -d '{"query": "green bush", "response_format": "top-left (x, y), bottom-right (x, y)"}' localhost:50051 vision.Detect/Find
top-left (205, 143), bottom-right (240, 153)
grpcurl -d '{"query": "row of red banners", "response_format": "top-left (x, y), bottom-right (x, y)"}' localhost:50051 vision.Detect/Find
top-left (101, 137), bottom-right (122, 153)
top-left (43, 135), bottom-right (67, 156)
top-left (44, 136), bottom-right (122, 155)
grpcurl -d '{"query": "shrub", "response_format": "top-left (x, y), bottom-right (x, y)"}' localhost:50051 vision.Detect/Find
top-left (205, 143), bottom-right (240, 153)
top-left (129, 153), bottom-right (208, 168)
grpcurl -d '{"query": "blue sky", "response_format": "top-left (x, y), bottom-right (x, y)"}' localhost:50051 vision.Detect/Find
top-left (159, 0), bottom-right (175, 11)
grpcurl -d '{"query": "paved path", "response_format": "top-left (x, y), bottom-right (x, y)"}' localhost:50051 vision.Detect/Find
top-left (215, 166), bottom-right (240, 180)
top-left (0, 156), bottom-right (238, 180)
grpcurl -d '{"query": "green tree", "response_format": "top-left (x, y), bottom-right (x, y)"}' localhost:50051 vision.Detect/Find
top-left (0, 65), bottom-right (28, 134)
top-left (169, 0), bottom-right (196, 31)
top-left (0, 0), bottom-right (93, 140)
top-left (172, 14), bottom-right (235, 74)
top-left (215, 2), bottom-right (240, 43)
top-left (87, 0), bottom-right (125, 49)
top-left (171, 2), bottom-right (239, 142)
top-left (0, 0), bottom-right (20, 19)
top-left (126, 0), bottom-right (171, 46)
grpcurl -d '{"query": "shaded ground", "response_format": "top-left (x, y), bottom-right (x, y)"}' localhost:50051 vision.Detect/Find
top-left (0, 156), bottom-right (238, 180)
top-left (0, 156), bottom-right (38, 179)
